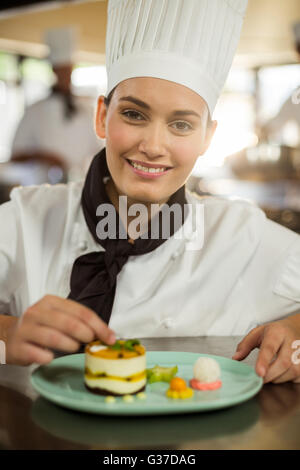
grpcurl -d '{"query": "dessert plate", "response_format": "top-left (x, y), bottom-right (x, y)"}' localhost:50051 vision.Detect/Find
top-left (30, 351), bottom-right (263, 416)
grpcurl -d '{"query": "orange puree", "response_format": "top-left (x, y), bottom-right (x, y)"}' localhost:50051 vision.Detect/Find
top-left (166, 377), bottom-right (194, 400)
top-left (85, 341), bottom-right (145, 359)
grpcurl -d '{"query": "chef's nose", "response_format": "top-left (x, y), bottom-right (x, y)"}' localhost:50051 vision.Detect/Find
top-left (138, 121), bottom-right (169, 159)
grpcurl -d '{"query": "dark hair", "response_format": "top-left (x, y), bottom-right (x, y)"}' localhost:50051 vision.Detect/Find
top-left (104, 86), bottom-right (117, 108)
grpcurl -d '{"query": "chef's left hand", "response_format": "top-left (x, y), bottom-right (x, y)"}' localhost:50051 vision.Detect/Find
top-left (232, 318), bottom-right (300, 384)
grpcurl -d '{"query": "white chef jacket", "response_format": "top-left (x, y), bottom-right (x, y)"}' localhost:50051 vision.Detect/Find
top-left (0, 181), bottom-right (300, 337)
top-left (11, 93), bottom-right (103, 173)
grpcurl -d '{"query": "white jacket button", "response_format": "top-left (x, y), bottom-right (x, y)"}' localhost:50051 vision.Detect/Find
top-left (161, 318), bottom-right (174, 328)
top-left (78, 240), bottom-right (88, 251)
top-left (185, 231), bottom-right (198, 241)
top-left (171, 251), bottom-right (179, 260)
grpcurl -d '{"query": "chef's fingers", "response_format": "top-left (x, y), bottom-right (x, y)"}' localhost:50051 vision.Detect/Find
top-left (232, 325), bottom-right (264, 361)
top-left (23, 305), bottom-right (95, 345)
top-left (263, 340), bottom-right (300, 384)
top-left (18, 319), bottom-right (81, 353)
top-left (28, 295), bottom-right (116, 345)
top-left (6, 339), bottom-right (54, 366)
top-left (255, 326), bottom-right (285, 379)
top-left (47, 295), bottom-right (116, 344)
top-left (268, 367), bottom-right (296, 384)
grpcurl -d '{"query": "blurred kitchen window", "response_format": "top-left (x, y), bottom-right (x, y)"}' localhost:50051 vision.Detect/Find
top-left (72, 63), bottom-right (107, 97)
top-left (0, 52), bottom-right (18, 81)
top-left (258, 64), bottom-right (299, 122)
top-left (193, 66), bottom-right (257, 174)
top-left (258, 64), bottom-right (300, 147)
top-left (20, 56), bottom-right (53, 106)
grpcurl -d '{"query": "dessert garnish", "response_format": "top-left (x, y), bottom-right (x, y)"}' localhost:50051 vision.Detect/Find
top-left (110, 339), bottom-right (141, 351)
top-left (189, 357), bottom-right (222, 391)
top-left (146, 365), bottom-right (178, 383)
top-left (166, 377), bottom-right (194, 399)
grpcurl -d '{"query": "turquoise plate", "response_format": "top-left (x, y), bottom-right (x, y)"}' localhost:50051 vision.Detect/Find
top-left (30, 351), bottom-right (263, 416)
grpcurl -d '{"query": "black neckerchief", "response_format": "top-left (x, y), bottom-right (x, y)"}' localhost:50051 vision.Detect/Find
top-left (68, 147), bottom-right (188, 325)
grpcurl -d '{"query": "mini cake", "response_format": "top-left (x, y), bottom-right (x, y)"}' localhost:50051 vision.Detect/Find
top-left (189, 357), bottom-right (222, 391)
top-left (84, 339), bottom-right (146, 396)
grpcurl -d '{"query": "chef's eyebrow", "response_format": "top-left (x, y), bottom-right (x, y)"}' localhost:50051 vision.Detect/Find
top-left (119, 95), bottom-right (202, 120)
top-left (120, 96), bottom-right (151, 110)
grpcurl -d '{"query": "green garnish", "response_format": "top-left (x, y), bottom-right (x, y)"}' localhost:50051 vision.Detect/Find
top-left (124, 339), bottom-right (140, 351)
top-left (109, 339), bottom-right (140, 351)
top-left (146, 365), bottom-right (178, 383)
top-left (110, 341), bottom-right (122, 350)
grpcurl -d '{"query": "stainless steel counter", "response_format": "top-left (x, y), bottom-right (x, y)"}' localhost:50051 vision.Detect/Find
top-left (0, 337), bottom-right (300, 450)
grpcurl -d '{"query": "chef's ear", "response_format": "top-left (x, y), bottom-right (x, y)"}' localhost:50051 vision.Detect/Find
top-left (199, 119), bottom-right (217, 156)
top-left (95, 95), bottom-right (107, 139)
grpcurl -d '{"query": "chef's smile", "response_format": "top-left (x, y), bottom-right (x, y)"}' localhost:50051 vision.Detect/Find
top-left (125, 158), bottom-right (173, 179)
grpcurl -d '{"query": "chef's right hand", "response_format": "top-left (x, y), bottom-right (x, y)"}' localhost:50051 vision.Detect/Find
top-left (6, 294), bottom-right (116, 366)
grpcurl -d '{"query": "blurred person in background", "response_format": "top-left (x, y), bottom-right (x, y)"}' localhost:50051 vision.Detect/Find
top-left (10, 27), bottom-right (103, 180)
top-left (260, 22), bottom-right (300, 144)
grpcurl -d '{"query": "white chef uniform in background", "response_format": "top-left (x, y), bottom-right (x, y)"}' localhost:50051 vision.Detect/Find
top-left (1, 0), bottom-right (300, 337)
top-left (11, 27), bottom-right (103, 178)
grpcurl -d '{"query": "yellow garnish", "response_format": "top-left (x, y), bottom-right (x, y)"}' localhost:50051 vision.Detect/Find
top-left (136, 392), bottom-right (147, 400)
top-left (166, 376), bottom-right (194, 399)
top-left (166, 388), bottom-right (194, 400)
top-left (105, 396), bottom-right (116, 403)
top-left (123, 394), bottom-right (134, 403)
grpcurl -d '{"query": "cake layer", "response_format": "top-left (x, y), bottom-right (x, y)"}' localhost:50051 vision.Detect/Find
top-left (85, 369), bottom-right (146, 382)
top-left (84, 376), bottom-right (146, 395)
top-left (85, 352), bottom-right (146, 377)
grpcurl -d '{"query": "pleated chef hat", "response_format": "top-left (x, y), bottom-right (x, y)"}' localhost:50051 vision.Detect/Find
top-left (105, 0), bottom-right (248, 116)
top-left (44, 27), bottom-right (77, 66)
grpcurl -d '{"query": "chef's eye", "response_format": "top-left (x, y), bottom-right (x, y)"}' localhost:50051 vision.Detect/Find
top-left (121, 110), bottom-right (145, 121)
top-left (171, 121), bottom-right (193, 132)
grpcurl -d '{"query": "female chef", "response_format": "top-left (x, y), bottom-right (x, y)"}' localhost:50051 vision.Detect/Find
top-left (1, 0), bottom-right (300, 384)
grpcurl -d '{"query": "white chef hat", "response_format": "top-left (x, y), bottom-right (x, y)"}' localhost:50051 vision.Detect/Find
top-left (292, 22), bottom-right (300, 45)
top-left (105, 0), bottom-right (248, 116)
top-left (44, 27), bottom-right (77, 66)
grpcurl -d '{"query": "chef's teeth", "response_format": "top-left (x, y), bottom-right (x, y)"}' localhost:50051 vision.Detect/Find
top-left (130, 161), bottom-right (166, 173)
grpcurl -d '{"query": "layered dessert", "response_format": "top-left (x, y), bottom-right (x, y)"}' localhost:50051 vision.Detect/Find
top-left (84, 339), bottom-right (146, 396)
